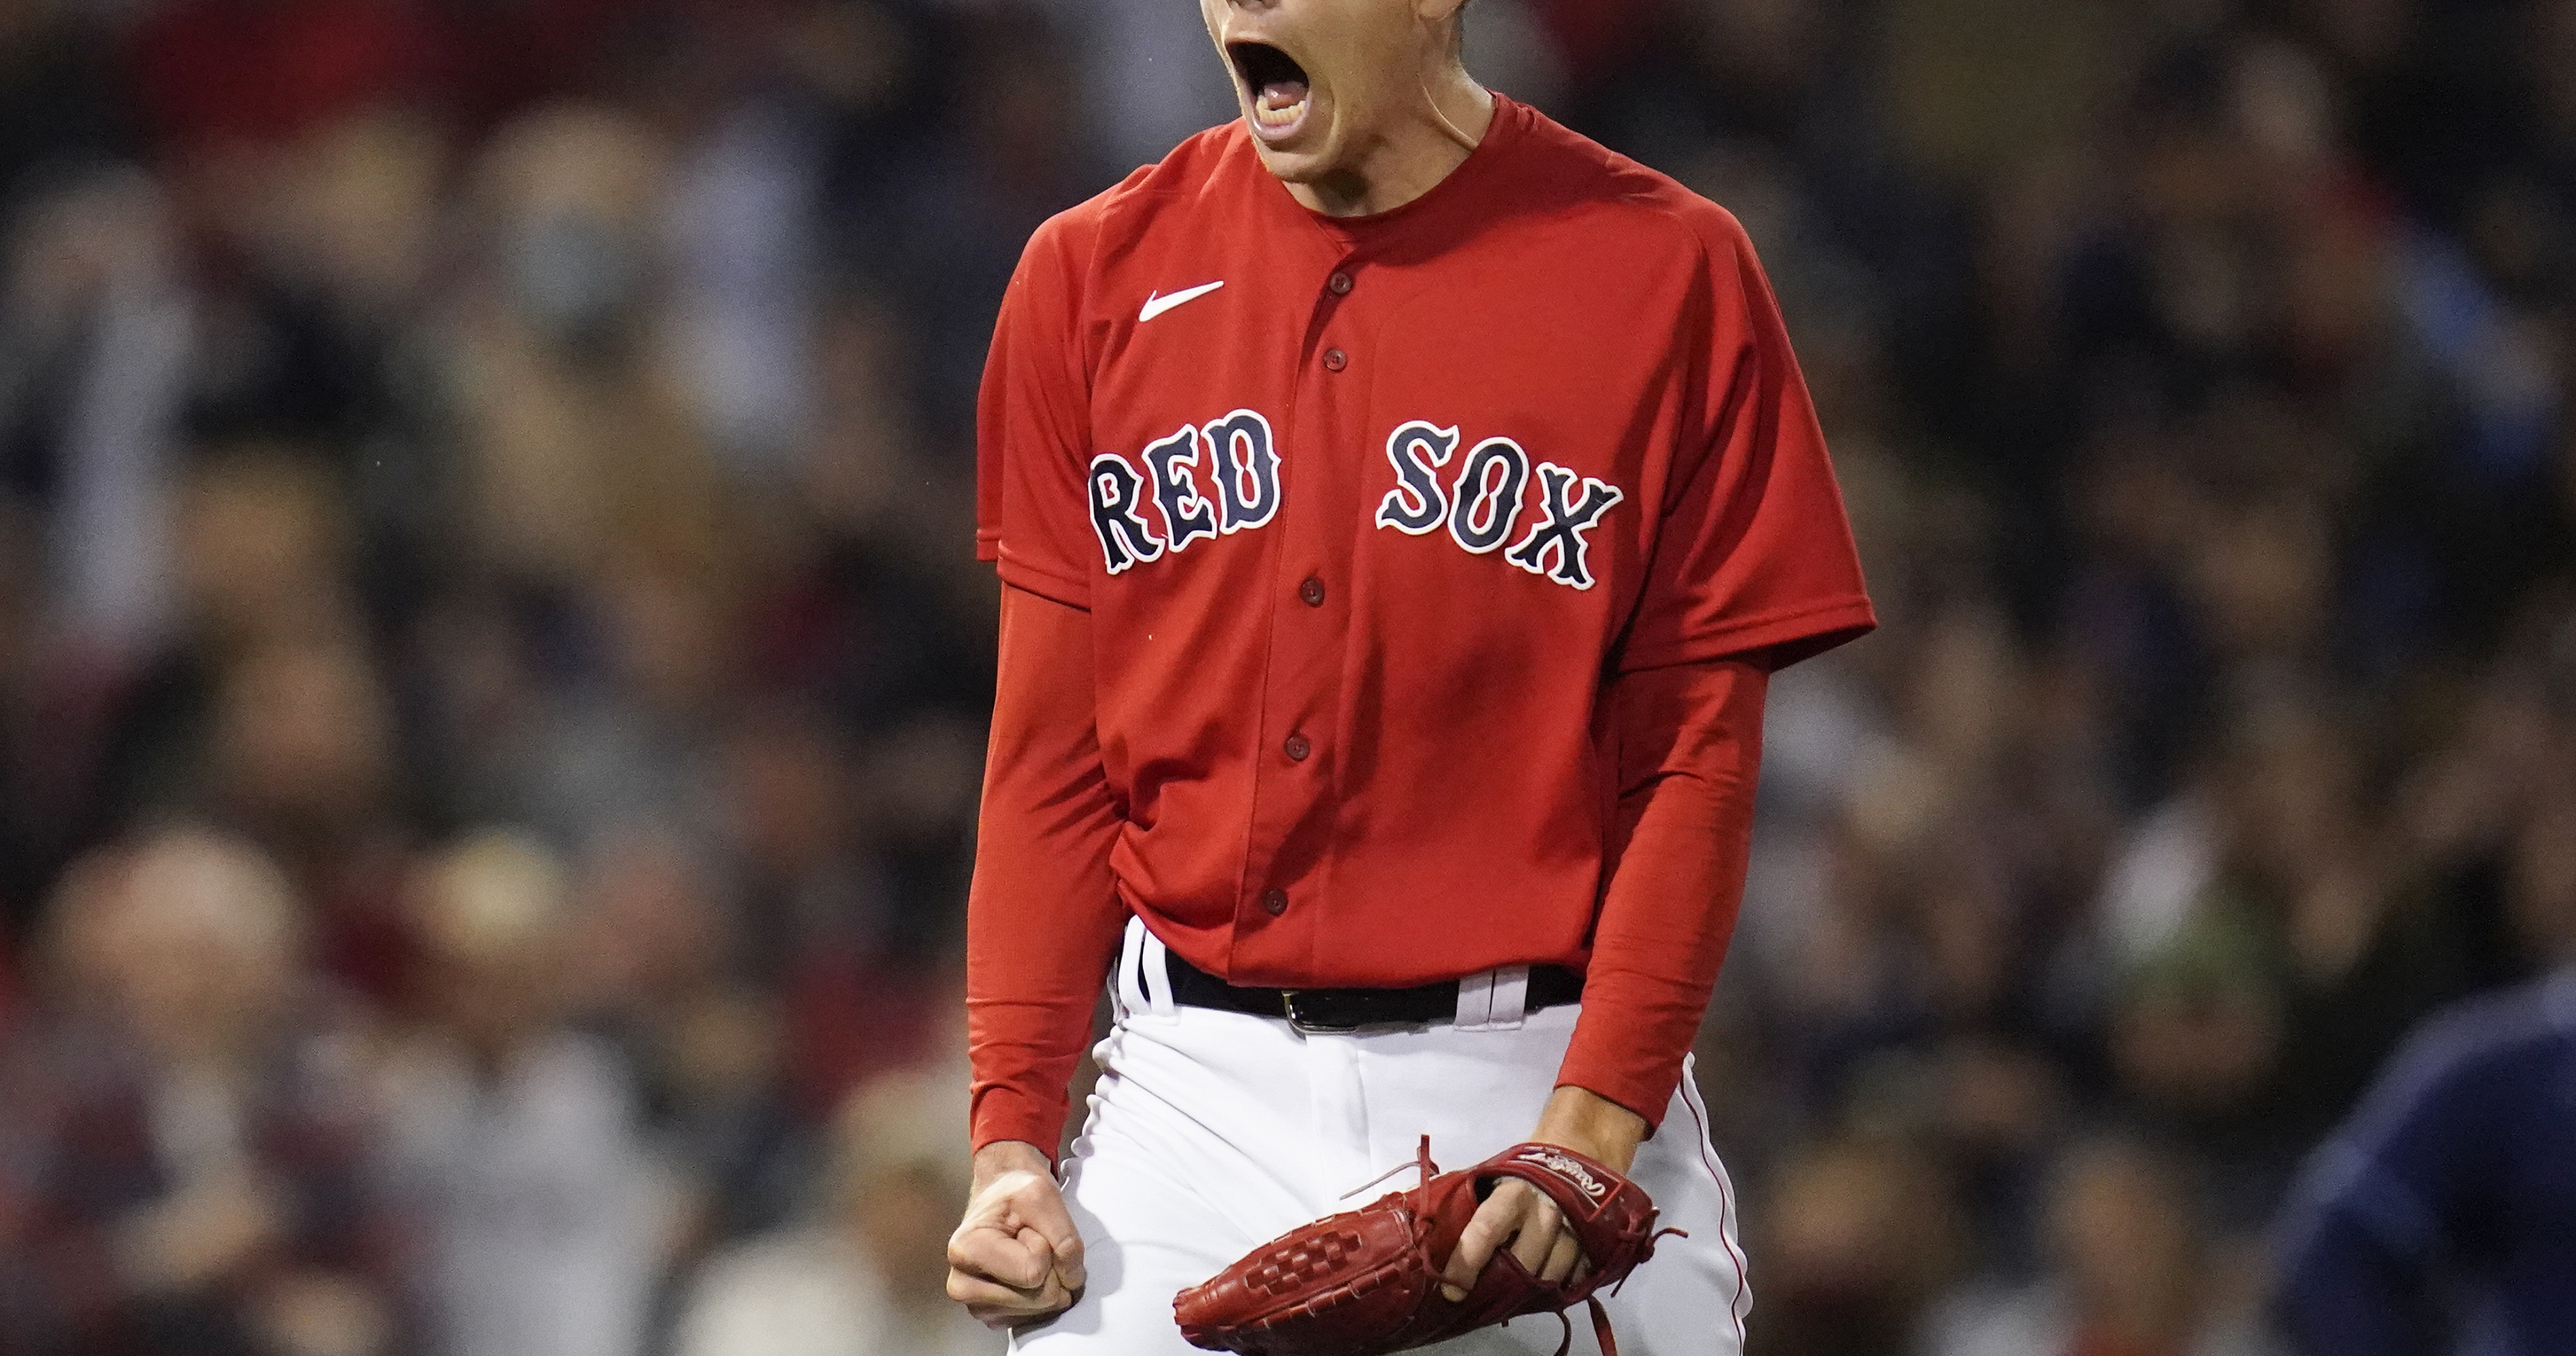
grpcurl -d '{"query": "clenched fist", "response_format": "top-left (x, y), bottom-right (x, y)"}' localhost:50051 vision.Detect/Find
top-left (947, 1140), bottom-right (1087, 1329)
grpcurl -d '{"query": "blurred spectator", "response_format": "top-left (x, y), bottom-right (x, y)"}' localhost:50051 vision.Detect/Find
top-left (204, 632), bottom-right (426, 1010)
top-left (127, 0), bottom-right (438, 162)
top-left (444, 101), bottom-right (723, 594)
top-left (672, 1066), bottom-right (997, 1356)
top-left (0, 829), bottom-right (400, 1356)
top-left (2068, 691), bottom-right (2490, 1226)
top-left (374, 830), bottom-right (660, 1356)
top-left (1931, 1133), bottom-right (2276, 1356)
top-left (0, 165), bottom-right (190, 661)
top-left (1746, 1135), bottom-right (1963, 1355)
top-left (0, 0), bottom-right (127, 199)
top-left (74, 448), bottom-right (418, 1003)
top-left (712, 700), bottom-right (954, 1118)
top-left (569, 831), bottom-right (803, 1262)
top-left (838, 5), bottom-right (1115, 446)
top-left (2274, 782), bottom-right (2576, 1356)
top-left (2101, 904), bottom-right (2290, 1217)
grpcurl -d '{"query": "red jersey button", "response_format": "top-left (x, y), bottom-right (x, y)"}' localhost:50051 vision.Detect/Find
top-left (1327, 271), bottom-right (1354, 296)
top-left (1285, 733), bottom-right (1312, 762)
top-left (1299, 576), bottom-right (1326, 606)
top-left (1323, 348), bottom-right (1348, 372)
top-left (1262, 888), bottom-right (1288, 916)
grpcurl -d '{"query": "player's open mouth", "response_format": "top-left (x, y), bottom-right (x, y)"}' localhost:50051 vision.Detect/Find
top-left (1228, 41), bottom-right (1311, 142)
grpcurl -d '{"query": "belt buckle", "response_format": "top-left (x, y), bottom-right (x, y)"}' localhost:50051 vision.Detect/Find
top-left (1280, 991), bottom-right (1359, 1035)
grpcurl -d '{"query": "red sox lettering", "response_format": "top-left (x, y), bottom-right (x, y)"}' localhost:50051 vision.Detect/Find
top-left (1140, 425), bottom-right (1220, 555)
top-left (1376, 420), bottom-right (1626, 588)
top-left (1090, 407), bottom-right (1283, 574)
top-left (1091, 411), bottom-right (1626, 589)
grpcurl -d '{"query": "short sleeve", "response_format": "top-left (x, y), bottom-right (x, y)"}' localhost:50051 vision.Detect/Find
top-left (976, 209), bottom-right (1102, 609)
top-left (1617, 216), bottom-right (1874, 673)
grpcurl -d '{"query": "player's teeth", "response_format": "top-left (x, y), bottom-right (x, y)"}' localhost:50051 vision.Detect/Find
top-left (1255, 79), bottom-right (1308, 127)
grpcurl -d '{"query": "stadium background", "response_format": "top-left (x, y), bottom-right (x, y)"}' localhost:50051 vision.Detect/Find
top-left (0, 0), bottom-right (2570, 1353)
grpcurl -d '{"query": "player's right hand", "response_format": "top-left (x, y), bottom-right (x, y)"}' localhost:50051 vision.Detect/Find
top-left (948, 1140), bottom-right (1086, 1328)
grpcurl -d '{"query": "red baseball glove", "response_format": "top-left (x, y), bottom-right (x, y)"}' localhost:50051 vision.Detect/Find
top-left (1173, 1137), bottom-right (1678, 1356)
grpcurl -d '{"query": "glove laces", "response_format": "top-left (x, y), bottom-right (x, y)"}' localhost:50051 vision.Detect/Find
top-left (1337, 1134), bottom-right (1443, 1200)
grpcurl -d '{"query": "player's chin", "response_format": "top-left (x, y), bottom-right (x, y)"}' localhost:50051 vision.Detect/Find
top-left (1245, 104), bottom-right (1329, 163)
top-left (1244, 113), bottom-right (1340, 184)
top-left (1249, 141), bottom-right (1328, 186)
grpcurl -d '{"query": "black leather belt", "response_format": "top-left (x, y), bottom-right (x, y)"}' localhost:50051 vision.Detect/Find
top-left (1163, 947), bottom-right (1584, 1033)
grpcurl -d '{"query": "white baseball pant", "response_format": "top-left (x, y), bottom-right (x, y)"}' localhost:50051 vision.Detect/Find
top-left (1010, 916), bottom-right (1751, 1355)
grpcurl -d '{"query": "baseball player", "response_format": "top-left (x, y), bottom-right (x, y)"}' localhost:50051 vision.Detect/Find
top-left (948, 1), bottom-right (1874, 1351)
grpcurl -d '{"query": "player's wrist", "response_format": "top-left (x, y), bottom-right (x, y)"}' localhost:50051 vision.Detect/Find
top-left (970, 1139), bottom-right (1057, 1193)
top-left (1529, 1085), bottom-right (1649, 1173)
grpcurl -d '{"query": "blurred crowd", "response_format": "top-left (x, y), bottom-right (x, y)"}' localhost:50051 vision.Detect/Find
top-left (0, 0), bottom-right (2567, 1354)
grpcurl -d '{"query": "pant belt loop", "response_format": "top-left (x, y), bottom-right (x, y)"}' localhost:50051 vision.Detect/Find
top-left (1488, 966), bottom-right (1531, 1029)
top-left (1116, 916), bottom-right (1149, 1020)
top-left (1140, 928), bottom-right (1177, 1017)
top-left (1453, 970), bottom-right (1497, 1031)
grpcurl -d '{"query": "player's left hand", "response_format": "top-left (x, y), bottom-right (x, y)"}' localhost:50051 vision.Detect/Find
top-left (1438, 1086), bottom-right (1649, 1301)
top-left (1439, 1176), bottom-right (1583, 1298)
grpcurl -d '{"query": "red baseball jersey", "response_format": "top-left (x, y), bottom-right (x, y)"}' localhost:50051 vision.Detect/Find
top-left (971, 96), bottom-right (1872, 1149)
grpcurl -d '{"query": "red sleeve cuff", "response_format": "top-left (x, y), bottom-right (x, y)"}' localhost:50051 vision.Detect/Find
top-left (1558, 1076), bottom-right (1676, 1134)
top-left (1554, 1005), bottom-right (1692, 1134)
top-left (970, 1082), bottom-right (1071, 1164)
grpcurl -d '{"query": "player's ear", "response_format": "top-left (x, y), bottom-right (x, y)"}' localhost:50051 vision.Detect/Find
top-left (1413, 0), bottom-right (1470, 31)
top-left (1413, 0), bottom-right (1470, 62)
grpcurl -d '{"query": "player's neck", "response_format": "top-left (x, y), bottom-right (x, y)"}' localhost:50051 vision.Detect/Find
top-left (1285, 67), bottom-right (1495, 219)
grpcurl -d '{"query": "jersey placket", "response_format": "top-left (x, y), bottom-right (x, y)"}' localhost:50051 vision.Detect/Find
top-left (1233, 251), bottom-right (1369, 970)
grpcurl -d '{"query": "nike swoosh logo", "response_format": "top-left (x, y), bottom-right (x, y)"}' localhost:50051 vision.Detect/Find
top-left (1140, 281), bottom-right (1225, 323)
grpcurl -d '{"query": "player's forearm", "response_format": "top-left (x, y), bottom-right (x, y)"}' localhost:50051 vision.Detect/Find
top-left (1529, 1086), bottom-right (1651, 1172)
top-left (967, 584), bottom-right (1130, 1157)
top-left (1555, 658), bottom-right (1767, 1128)
top-left (966, 853), bottom-right (1122, 1159)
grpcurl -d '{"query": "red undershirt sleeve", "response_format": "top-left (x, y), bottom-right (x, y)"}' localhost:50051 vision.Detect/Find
top-left (966, 583), bottom-right (1129, 1158)
top-left (1554, 655), bottom-right (1768, 1130)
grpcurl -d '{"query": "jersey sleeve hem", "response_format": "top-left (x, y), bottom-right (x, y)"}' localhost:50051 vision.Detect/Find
top-left (970, 1085), bottom-right (1070, 1165)
top-left (994, 548), bottom-right (1092, 611)
top-left (1551, 1069), bottom-right (1675, 1135)
top-left (1617, 595), bottom-right (1876, 674)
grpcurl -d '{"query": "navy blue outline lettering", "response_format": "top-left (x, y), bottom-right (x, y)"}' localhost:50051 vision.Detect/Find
top-left (1201, 409), bottom-right (1283, 534)
top-left (1505, 462), bottom-right (1625, 590)
top-left (1140, 424), bottom-right (1218, 554)
top-left (1373, 421), bottom-right (1458, 535)
top-left (1446, 437), bottom-right (1530, 555)
top-left (1087, 452), bottom-right (1164, 574)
